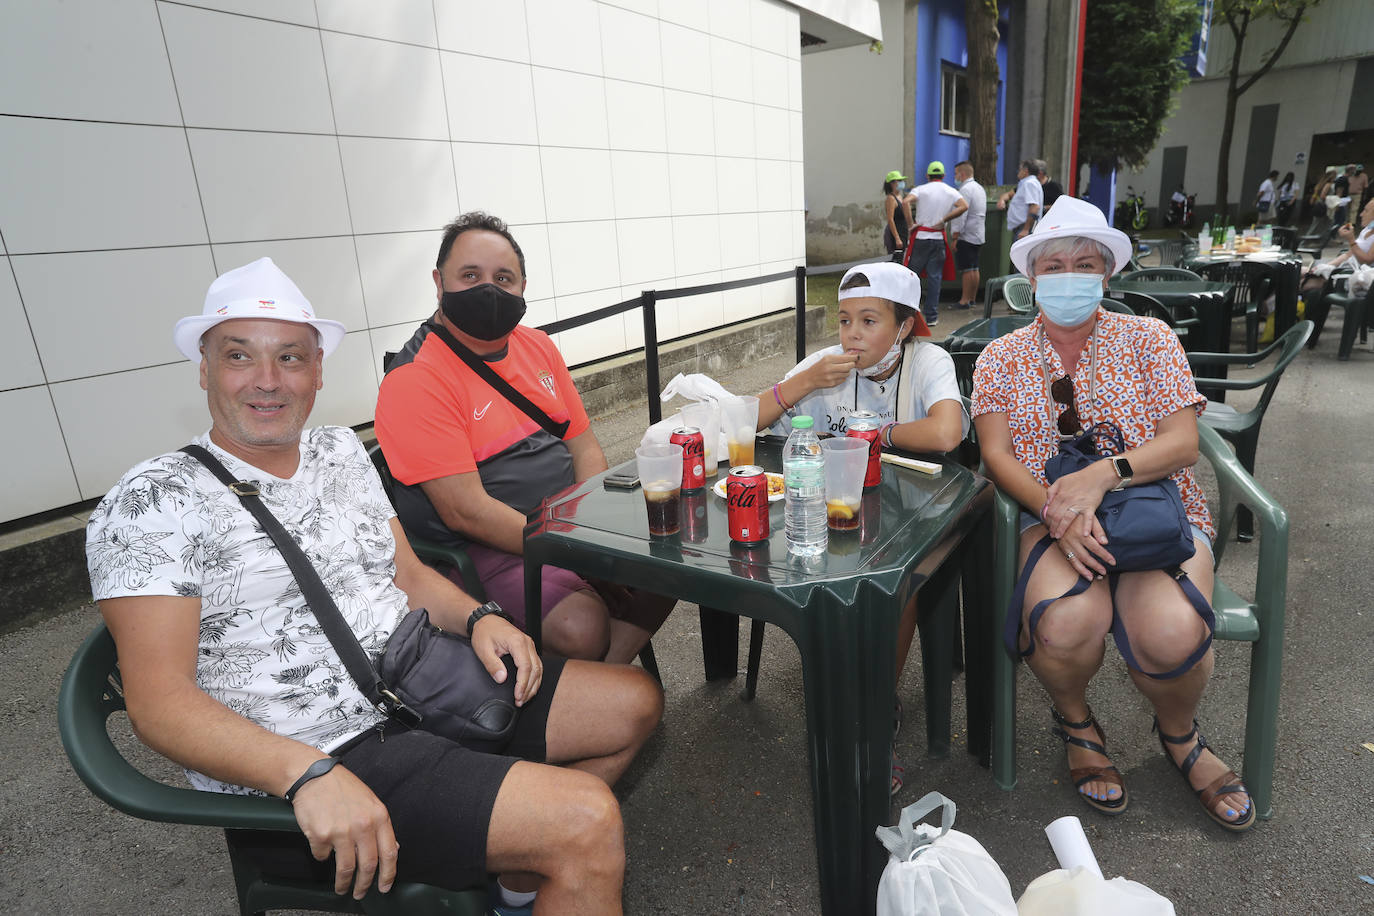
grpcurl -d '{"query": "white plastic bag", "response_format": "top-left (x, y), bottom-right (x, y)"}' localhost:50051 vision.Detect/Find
top-left (1017, 867), bottom-right (1174, 915)
top-left (1349, 263), bottom-right (1374, 298)
top-left (875, 792), bottom-right (1017, 916)
top-left (640, 373), bottom-right (737, 452)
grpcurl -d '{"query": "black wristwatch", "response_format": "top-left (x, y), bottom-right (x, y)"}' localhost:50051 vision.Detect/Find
top-left (1110, 456), bottom-right (1134, 491)
top-left (467, 600), bottom-right (515, 635)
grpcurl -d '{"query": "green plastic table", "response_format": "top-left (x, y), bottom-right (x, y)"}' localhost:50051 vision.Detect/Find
top-left (1106, 278), bottom-right (1234, 352)
top-left (522, 438), bottom-right (994, 916)
top-left (944, 315), bottom-right (1032, 354)
top-left (1183, 249), bottom-right (1303, 337)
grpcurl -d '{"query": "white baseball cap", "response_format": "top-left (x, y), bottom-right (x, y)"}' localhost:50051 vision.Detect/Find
top-left (1009, 196), bottom-right (1133, 277)
top-left (173, 257), bottom-right (346, 362)
top-left (838, 261), bottom-right (930, 336)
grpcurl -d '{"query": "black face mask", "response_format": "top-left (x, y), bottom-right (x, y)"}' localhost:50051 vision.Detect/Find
top-left (439, 283), bottom-right (527, 341)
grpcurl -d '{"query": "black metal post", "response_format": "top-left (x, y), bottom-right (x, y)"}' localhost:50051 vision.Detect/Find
top-left (794, 265), bottom-right (807, 362)
top-left (642, 290), bottom-right (661, 424)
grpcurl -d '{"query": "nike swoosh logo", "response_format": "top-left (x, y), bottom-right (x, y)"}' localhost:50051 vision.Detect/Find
top-left (473, 401), bottom-right (492, 421)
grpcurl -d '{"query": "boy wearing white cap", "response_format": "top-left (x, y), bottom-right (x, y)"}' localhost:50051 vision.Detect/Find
top-left (87, 257), bottom-right (663, 911)
top-left (754, 259), bottom-right (968, 795)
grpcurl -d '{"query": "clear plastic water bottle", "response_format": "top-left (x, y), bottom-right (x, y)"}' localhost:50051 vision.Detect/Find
top-left (1224, 224), bottom-right (1236, 248)
top-left (783, 415), bottom-right (827, 556)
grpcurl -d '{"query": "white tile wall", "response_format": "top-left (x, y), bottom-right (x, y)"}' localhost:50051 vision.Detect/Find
top-left (173, 1), bottom-right (319, 28)
top-left (338, 137), bottom-right (458, 235)
top-left (612, 151), bottom-right (672, 219)
top-left (660, 24), bottom-right (713, 95)
top-left (0, 0), bottom-right (805, 523)
top-left (0, 259), bottom-right (45, 392)
top-left (316, 0), bottom-right (437, 46)
top-left (0, 118), bottom-right (207, 254)
top-left (434, 0), bottom-right (530, 62)
top-left (353, 232), bottom-right (441, 331)
top-left (539, 148), bottom-right (616, 223)
top-left (0, 0), bottom-right (181, 125)
top-left (322, 32), bottom-right (448, 140)
top-left (600, 6), bottom-right (663, 85)
top-left (668, 154), bottom-right (719, 216)
top-left (532, 69), bottom-right (611, 149)
top-left (605, 80), bottom-right (668, 152)
top-left (0, 387), bottom-right (80, 518)
top-left (664, 90), bottom-right (717, 155)
top-left (189, 129), bottom-right (352, 243)
top-left (441, 53), bottom-right (539, 145)
top-left (710, 37), bottom-right (754, 102)
top-left (545, 221), bottom-right (622, 297)
top-left (14, 246), bottom-right (218, 381)
top-left (525, 0), bottom-right (604, 76)
top-left (452, 143), bottom-right (548, 226)
top-left (50, 361), bottom-right (210, 499)
top-left (615, 217), bottom-right (676, 285)
top-left (160, 4), bottom-right (335, 133)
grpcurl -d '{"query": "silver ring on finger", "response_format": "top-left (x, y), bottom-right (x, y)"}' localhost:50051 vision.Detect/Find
top-left (1065, 550), bottom-right (1076, 560)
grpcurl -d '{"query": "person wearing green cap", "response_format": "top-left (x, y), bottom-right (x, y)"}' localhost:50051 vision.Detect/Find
top-left (882, 170), bottom-right (911, 258)
top-left (901, 160), bottom-right (967, 326)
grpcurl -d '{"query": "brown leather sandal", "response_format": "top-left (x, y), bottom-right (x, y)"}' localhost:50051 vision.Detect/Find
top-left (1155, 718), bottom-right (1255, 833)
top-left (1052, 706), bottom-right (1129, 815)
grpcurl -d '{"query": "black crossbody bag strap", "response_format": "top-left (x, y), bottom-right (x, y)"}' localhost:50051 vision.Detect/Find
top-left (180, 445), bottom-right (422, 728)
top-left (424, 321), bottom-right (571, 439)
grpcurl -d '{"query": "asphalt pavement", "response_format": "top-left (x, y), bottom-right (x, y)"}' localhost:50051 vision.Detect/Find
top-left (3, 291), bottom-right (1373, 915)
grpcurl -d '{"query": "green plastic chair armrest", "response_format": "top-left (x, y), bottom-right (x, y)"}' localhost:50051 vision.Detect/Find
top-left (58, 626), bottom-right (301, 832)
top-left (410, 539), bottom-right (487, 601)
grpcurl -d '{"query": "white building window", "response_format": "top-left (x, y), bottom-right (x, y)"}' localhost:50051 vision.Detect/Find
top-left (940, 65), bottom-right (970, 137)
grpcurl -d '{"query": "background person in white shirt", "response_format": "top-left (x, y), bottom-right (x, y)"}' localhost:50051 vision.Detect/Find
top-left (754, 261), bottom-right (967, 794)
top-left (950, 161), bottom-right (988, 310)
top-left (1256, 170), bottom-right (1278, 222)
top-left (902, 161), bottom-right (968, 326)
top-left (998, 159), bottom-right (1044, 244)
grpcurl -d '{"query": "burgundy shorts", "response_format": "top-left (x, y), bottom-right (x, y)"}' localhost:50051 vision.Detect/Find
top-left (458, 542), bottom-right (597, 628)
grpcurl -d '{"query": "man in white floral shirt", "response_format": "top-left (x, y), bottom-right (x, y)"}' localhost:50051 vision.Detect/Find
top-left (86, 257), bottom-right (662, 913)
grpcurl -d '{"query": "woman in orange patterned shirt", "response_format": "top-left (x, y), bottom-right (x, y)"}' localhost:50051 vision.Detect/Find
top-left (971, 197), bottom-right (1254, 832)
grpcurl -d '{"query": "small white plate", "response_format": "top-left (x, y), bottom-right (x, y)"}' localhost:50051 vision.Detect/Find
top-left (713, 472), bottom-right (785, 502)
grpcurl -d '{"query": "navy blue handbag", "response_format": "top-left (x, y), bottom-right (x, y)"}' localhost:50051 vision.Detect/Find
top-left (1004, 422), bottom-right (1213, 680)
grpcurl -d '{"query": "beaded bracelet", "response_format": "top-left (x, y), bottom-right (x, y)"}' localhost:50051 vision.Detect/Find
top-left (772, 382), bottom-right (792, 410)
top-left (880, 422), bottom-right (896, 448)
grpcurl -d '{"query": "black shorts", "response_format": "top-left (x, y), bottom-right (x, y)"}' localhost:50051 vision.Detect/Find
top-left (226, 653), bottom-right (568, 892)
top-left (954, 239), bottom-right (982, 271)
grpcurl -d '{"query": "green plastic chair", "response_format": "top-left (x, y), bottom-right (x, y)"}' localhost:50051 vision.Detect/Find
top-left (1187, 320), bottom-right (1313, 541)
top-left (1003, 276), bottom-right (1034, 314)
top-left (57, 625), bottom-right (487, 916)
top-left (1118, 266), bottom-right (1204, 282)
top-left (985, 423), bottom-right (1290, 819)
top-left (1113, 290), bottom-right (1201, 346)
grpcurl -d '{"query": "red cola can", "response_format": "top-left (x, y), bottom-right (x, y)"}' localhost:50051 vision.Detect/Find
top-left (847, 411), bottom-right (883, 488)
top-left (669, 426), bottom-right (705, 491)
top-left (681, 490), bottom-right (708, 543)
top-left (726, 465), bottom-right (770, 545)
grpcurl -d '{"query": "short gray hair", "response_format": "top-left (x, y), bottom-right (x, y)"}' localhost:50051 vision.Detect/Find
top-left (1026, 237), bottom-right (1115, 277)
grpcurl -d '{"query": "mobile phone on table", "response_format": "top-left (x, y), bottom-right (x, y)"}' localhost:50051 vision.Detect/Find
top-left (603, 460), bottom-right (640, 490)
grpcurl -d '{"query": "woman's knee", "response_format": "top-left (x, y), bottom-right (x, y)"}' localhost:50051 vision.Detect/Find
top-left (1116, 601), bottom-right (1209, 672)
top-left (1021, 593), bottom-right (1112, 655)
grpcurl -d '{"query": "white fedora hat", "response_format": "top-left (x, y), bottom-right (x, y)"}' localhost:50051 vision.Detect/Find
top-left (1009, 196), bottom-right (1133, 277)
top-left (173, 257), bottom-right (346, 362)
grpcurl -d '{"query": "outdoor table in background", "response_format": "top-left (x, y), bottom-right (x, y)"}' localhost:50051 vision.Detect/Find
top-left (1183, 247), bottom-right (1303, 338)
top-left (523, 437), bottom-right (994, 916)
top-left (1106, 277), bottom-right (1235, 402)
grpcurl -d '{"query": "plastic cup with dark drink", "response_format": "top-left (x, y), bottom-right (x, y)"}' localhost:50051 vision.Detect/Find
top-left (820, 437), bottom-right (867, 531)
top-left (636, 443), bottom-right (683, 536)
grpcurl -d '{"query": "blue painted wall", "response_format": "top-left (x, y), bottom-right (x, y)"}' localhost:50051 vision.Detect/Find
top-left (911, 0), bottom-right (1010, 181)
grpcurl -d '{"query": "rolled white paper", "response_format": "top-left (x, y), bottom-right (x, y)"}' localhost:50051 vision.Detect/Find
top-left (1044, 815), bottom-right (1103, 879)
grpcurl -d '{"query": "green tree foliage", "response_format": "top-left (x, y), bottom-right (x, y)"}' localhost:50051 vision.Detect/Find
top-left (1077, 0), bottom-right (1197, 172)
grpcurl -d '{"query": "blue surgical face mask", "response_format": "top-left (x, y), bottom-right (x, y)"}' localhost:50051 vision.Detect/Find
top-left (1035, 273), bottom-right (1104, 327)
top-left (896, 181), bottom-right (906, 193)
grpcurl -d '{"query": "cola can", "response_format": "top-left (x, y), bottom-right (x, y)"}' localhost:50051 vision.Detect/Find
top-left (726, 466), bottom-right (770, 545)
top-left (847, 411), bottom-right (883, 488)
top-left (669, 426), bottom-right (705, 492)
top-left (681, 490), bottom-right (708, 543)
